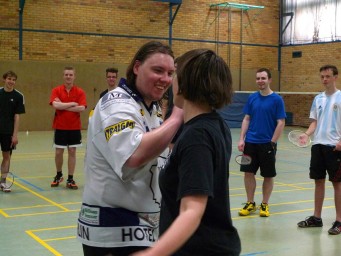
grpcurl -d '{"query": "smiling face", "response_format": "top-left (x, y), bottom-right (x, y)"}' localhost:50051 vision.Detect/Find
top-left (256, 71), bottom-right (272, 91)
top-left (106, 71), bottom-right (118, 89)
top-left (134, 52), bottom-right (175, 106)
top-left (3, 75), bottom-right (17, 92)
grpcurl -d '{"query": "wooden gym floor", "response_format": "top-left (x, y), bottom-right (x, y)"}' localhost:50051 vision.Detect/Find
top-left (1, 127), bottom-right (340, 256)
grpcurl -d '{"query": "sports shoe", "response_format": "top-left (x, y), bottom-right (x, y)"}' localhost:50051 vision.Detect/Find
top-left (297, 216), bottom-right (323, 228)
top-left (51, 175), bottom-right (64, 187)
top-left (259, 203), bottom-right (270, 217)
top-left (66, 179), bottom-right (78, 190)
top-left (0, 183), bottom-right (11, 193)
top-left (239, 202), bottom-right (256, 216)
top-left (328, 221), bottom-right (341, 235)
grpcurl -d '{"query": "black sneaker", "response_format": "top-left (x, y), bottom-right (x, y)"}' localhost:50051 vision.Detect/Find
top-left (297, 216), bottom-right (323, 228)
top-left (328, 221), bottom-right (341, 235)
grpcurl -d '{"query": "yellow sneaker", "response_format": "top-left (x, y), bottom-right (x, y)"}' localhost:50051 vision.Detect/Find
top-left (239, 202), bottom-right (256, 216)
top-left (259, 203), bottom-right (270, 217)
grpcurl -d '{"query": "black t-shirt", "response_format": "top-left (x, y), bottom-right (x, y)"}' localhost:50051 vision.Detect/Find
top-left (159, 111), bottom-right (241, 256)
top-left (0, 88), bottom-right (25, 134)
top-left (99, 89), bottom-right (109, 99)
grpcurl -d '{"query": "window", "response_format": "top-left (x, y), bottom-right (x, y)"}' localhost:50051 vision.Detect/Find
top-left (282, 0), bottom-right (341, 45)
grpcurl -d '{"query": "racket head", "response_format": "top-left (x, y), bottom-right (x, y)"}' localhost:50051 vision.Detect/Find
top-left (235, 154), bottom-right (252, 165)
top-left (288, 130), bottom-right (311, 148)
top-left (5, 172), bottom-right (14, 188)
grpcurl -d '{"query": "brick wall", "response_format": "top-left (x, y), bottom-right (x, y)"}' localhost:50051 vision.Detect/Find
top-left (1, 0), bottom-right (340, 130)
top-left (0, 0), bottom-right (279, 67)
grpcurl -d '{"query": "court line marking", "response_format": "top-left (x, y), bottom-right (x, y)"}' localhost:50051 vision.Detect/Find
top-left (0, 181), bottom-right (69, 216)
top-left (44, 236), bottom-right (76, 242)
top-left (231, 197), bottom-right (334, 211)
top-left (26, 230), bottom-right (62, 256)
top-left (2, 202), bottom-right (81, 211)
top-left (26, 225), bottom-right (77, 256)
top-left (232, 205), bottom-right (336, 220)
top-left (23, 203), bottom-right (336, 256)
top-left (3, 209), bottom-right (79, 218)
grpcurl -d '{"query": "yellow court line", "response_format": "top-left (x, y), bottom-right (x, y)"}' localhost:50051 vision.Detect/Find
top-left (229, 183), bottom-right (313, 191)
top-left (29, 225), bottom-right (77, 232)
top-left (6, 209), bottom-right (79, 218)
top-left (8, 181), bottom-right (69, 211)
top-left (0, 209), bottom-right (10, 218)
top-left (232, 205), bottom-right (335, 220)
top-left (230, 187), bottom-right (313, 197)
top-left (44, 236), bottom-right (76, 242)
top-left (231, 197), bottom-right (334, 211)
top-left (26, 230), bottom-right (62, 256)
top-left (2, 202), bottom-right (81, 211)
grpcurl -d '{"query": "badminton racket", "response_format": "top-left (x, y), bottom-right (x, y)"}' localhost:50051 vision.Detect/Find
top-left (288, 130), bottom-right (312, 148)
top-left (235, 154), bottom-right (252, 165)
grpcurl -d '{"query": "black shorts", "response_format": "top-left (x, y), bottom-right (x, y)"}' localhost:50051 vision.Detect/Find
top-left (310, 144), bottom-right (341, 182)
top-left (53, 129), bottom-right (82, 148)
top-left (240, 142), bottom-right (277, 178)
top-left (82, 244), bottom-right (148, 256)
top-left (0, 133), bottom-right (15, 152)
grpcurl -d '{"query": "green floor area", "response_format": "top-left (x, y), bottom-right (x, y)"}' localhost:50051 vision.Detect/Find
top-left (1, 128), bottom-right (340, 255)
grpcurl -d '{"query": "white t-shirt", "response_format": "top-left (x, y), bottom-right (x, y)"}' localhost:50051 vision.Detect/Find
top-left (78, 80), bottom-right (168, 248)
top-left (310, 90), bottom-right (341, 146)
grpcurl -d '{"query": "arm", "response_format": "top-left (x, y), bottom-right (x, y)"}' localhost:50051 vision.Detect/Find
top-left (132, 195), bottom-right (208, 256)
top-left (11, 114), bottom-right (20, 147)
top-left (304, 119), bottom-right (317, 137)
top-left (238, 115), bottom-right (250, 152)
top-left (52, 98), bottom-right (79, 110)
top-left (65, 105), bottom-right (86, 112)
top-left (296, 119), bottom-right (317, 148)
top-left (125, 106), bottom-right (183, 168)
top-left (271, 118), bottom-right (286, 143)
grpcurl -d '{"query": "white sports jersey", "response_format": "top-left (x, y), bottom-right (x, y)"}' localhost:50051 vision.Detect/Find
top-left (78, 79), bottom-right (168, 248)
top-left (310, 90), bottom-right (341, 146)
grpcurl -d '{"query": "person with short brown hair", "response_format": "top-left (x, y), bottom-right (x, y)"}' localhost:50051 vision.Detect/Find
top-left (99, 67), bottom-right (119, 99)
top-left (0, 71), bottom-right (25, 192)
top-left (49, 67), bottom-right (87, 190)
top-left (297, 65), bottom-right (341, 235)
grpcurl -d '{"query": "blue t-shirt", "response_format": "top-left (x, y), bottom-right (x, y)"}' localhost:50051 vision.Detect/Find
top-left (244, 92), bottom-right (286, 143)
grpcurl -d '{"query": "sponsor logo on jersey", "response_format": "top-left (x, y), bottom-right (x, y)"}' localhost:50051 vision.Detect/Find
top-left (105, 119), bottom-right (135, 141)
top-left (121, 227), bottom-right (157, 242)
top-left (102, 91), bottom-right (130, 104)
top-left (79, 205), bottom-right (100, 225)
top-left (78, 223), bottom-right (90, 240)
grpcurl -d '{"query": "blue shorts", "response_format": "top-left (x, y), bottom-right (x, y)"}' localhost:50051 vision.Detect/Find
top-left (53, 130), bottom-right (82, 148)
top-left (240, 142), bottom-right (277, 178)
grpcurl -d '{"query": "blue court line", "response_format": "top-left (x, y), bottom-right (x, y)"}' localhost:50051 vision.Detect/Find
top-left (14, 176), bottom-right (45, 192)
top-left (242, 252), bottom-right (267, 256)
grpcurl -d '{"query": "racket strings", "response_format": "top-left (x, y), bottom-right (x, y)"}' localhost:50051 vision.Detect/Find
top-left (2, 172), bottom-right (15, 188)
top-left (235, 155), bottom-right (252, 165)
top-left (288, 130), bottom-right (311, 147)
